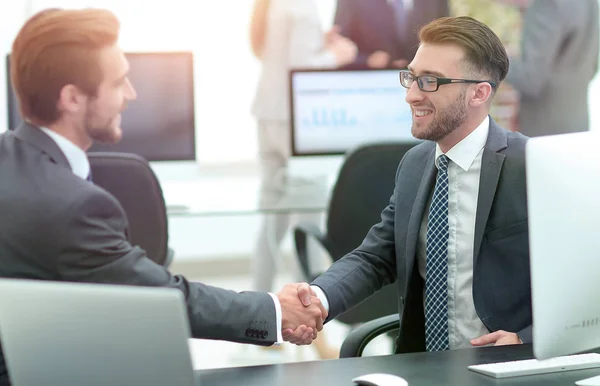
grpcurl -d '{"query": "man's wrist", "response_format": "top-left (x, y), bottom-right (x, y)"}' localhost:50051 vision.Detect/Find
top-left (310, 285), bottom-right (330, 314)
top-left (268, 292), bottom-right (284, 344)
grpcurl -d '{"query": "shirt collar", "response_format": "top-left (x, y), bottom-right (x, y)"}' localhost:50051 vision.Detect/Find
top-left (39, 128), bottom-right (90, 180)
top-left (434, 115), bottom-right (490, 171)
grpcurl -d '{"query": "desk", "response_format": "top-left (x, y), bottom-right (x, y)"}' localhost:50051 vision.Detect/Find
top-left (194, 345), bottom-right (600, 386)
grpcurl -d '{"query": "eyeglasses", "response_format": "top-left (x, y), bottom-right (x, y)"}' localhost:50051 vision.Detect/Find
top-left (399, 70), bottom-right (496, 92)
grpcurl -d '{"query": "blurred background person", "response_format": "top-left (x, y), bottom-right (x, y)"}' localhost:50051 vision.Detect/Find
top-left (450, 0), bottom-right (526, 131)
top-left (249, 0), bottom-right (357, 359)
top-left (334, 0), bottom-right (449, 69)
top-left (502, 0), bottom-right (599, 136)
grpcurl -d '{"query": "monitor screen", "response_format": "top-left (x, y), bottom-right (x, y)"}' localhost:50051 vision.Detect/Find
top-left (289, 69), bottom-right (416, 156)
top-left (5, 52), bottom-right (196, 162)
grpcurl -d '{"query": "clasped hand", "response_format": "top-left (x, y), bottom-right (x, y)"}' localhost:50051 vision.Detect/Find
top-left (276, 283), bottom-right (326, 345)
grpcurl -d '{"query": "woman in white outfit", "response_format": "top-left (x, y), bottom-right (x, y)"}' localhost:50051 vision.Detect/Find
top-left (249, 0), bottom-right (356, 358)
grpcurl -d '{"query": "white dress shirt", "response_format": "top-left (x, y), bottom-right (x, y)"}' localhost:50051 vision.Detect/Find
top-left (40, 128), bottom-right (90, 180)
top-left (40, 128), bottom-right (285, 343)
top-left (313, 116), bottom-right (491, 349)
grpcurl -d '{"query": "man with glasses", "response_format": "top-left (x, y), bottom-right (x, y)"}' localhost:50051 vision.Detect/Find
top-left (281, 16), bottom-right (532, 353)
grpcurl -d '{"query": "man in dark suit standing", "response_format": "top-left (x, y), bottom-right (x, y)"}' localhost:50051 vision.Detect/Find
top-left (0, 8), bottom-right (324, 385)
top-left (334, 0), bottom-right (449, 69)
top-left (282, 16), bottom-right (532, 352)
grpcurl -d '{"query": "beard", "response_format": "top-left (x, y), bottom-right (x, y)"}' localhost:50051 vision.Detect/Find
top-left (83, 103), bottom-right (123, 144)
top-left (411, 86), bottom-right (468, 142)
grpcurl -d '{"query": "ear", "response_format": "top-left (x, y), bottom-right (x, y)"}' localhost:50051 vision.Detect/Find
top-left (56, 84), bottom-right (86, 115)
top-left (468, 82), bottom-right (493, 108)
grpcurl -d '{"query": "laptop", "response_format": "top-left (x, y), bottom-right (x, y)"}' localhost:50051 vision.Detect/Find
top-left (0, 279), bottom-right (196, 386)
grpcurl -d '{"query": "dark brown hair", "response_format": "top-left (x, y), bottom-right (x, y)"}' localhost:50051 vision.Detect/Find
top-left (419, 16), bottom-right (509, 87)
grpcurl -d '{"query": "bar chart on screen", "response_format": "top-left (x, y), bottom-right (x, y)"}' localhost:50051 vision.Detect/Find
top-left (290, 69), bottom-right (416, 155)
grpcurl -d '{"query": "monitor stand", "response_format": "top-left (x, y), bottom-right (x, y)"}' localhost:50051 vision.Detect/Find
top-left (577, 374), bottom-right (600, 386)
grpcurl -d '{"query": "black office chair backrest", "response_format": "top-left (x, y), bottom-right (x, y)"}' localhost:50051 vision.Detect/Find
top-left (327, 142), bottom-right (417, 259)
top-left (325, 142), bottom-right (418, 325)
top-left (87, 152), bottom-right (170, 266)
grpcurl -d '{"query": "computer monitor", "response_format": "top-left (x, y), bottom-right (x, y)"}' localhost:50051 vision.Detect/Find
top-left (527, 132), bottom-right (600, 385)
top-left (289, 68), bottom-right (417, 156)
top-left (5, 52), bottom-right (196, 161)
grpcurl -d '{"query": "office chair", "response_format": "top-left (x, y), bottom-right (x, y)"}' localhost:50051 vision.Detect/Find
top-left (87, 152), bottom-right (174, 268)
top-left (339, 314), bottom-right (401, 358)
top-left (293, 142), bottom-right (418, 356)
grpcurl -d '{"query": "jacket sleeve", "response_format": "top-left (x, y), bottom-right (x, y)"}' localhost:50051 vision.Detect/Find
top-left (57, 188), bottom-right (277, 345)
top-left (517, 324), bottom-right (533, 344)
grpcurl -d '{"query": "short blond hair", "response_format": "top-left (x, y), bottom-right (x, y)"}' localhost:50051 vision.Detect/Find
top-left (11, 8), bottom-right (120, 126)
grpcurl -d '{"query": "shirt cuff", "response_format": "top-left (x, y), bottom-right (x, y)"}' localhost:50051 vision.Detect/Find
top-left (268, 292), bottom-right (284, 344)
top-left (310, 285), bottom-right (330, 314)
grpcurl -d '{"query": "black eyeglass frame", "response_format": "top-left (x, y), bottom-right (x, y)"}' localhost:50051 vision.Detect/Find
top-left (399, 69), bottom-right (497, 92)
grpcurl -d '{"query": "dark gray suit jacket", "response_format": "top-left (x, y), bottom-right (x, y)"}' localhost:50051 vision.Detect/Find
top-left (312, 119), bottom-right (531, 353)
top-left (506, 0), bottom-right (599, 137)
top-left (0, 123), bottom-right (277, 384)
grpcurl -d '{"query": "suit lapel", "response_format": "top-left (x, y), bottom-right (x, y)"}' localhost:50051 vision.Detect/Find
top-left (12, 122), bottom-right (71, 171)
top-left (473, 119), bottom-right (508, 263)
top-left (403, 145), bottom-right (436, 290)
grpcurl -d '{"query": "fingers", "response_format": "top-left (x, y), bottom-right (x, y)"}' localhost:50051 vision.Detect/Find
top-left (297, 283), bottom-right (312, 306)
top-left (284, 325), bottom-right (315, 345)
top-left (495, 333), bottom-right (522, 346)
top-left (470, 330), bottom-right (506, 346)
top-left (307, 296), bottom-right (324, 331)
top-left (300, 327), bottom-right (314, 344)
top-left (317, 299), bottom-right (328, 321)
top-left (315, 310), bottom-right (324, 331)
top-left (282, 328), bottom-right (294, 341)
top-left (287, 325), bottom-right (307, 345)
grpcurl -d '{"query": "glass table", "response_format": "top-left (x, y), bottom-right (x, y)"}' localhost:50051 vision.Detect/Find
top-left (162, 175), bottom-right (332, 217)
top-left (160, 174), bottom-right (333, 290)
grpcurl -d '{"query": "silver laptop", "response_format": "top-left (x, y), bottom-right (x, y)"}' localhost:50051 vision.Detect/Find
top-left (0, 279), bottom-right (196, 386)
top-left (526, 131), bottom-right (600, 361)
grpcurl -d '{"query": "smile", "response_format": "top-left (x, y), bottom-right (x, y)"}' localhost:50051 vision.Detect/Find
top-left (414, 110), bottom-right (433, 117)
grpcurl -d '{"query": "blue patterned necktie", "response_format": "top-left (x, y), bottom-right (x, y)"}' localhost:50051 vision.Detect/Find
top-left (86, 170), bottom-right (93, 183)
top-left (425, 154), bottom-right (450, 351)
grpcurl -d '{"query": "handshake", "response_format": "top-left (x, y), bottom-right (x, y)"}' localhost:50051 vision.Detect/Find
top-left (276, 282), bottom-right (327, 345)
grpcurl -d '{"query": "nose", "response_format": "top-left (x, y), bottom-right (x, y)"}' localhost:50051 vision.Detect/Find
top-left (405, 81), bottom-right (424, 105)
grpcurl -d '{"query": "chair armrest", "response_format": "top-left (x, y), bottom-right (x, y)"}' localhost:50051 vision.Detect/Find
top-left (293, 222), bottom-right (336, 281)
top-left (339, 313), bottom-right (400, 358)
